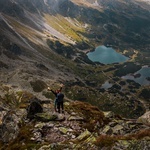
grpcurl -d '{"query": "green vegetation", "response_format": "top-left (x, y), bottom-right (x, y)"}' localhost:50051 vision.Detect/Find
top-left (64, 84), bottom-right (102, 104)
top-left (114, 62), bottom-right (141, 77)
top-left (99, 95), bottom-right (145, 119)
top-left (4, 15), bottom-right (41, 40)
top-left (136, 51), bottom-right (150, 65)
top-left (44, 14), bottom-right (87, 42)
top-left (0, 87), bottom-right (34, 109)
top-left (139, 87), bottom-right (150, 100)
top-left (47, 39), bottom-right (75, 58)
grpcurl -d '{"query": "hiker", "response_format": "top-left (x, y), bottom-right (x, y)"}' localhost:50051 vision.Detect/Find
top-left (47, 84), bottom-right (63, 112)
top-left (56, 90), bottom-right (64, 113)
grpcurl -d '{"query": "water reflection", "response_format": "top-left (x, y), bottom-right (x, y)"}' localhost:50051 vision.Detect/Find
top-left (101, 81), bottom-right (113, 89)
top-left (122, 66), bottom-right (150, 85)
top-left (87, 45), bottom-right (129, 64)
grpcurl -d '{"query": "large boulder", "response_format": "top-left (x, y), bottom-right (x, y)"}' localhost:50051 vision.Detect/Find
top-left (137, 111), bottom-right (150, 126)
top-left (27, 98), bottom-right (43, 119)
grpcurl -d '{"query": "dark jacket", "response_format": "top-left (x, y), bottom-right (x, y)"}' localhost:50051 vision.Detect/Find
top-left (51, 87), bottom-right (62, 97)
top-left (57, 93), bottom-right (64, 102)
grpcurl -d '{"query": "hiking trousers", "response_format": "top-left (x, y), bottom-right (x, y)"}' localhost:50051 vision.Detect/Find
top-left (57, 101), bottom-right (64, 113)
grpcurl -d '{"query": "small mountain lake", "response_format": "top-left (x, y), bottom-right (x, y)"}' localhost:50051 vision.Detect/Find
top-left (87, 45), bottom-right (129, 64)
top-left (101, 81), bottom-right (113, 89)
top-left (122, 66), bottom-right (150, 85)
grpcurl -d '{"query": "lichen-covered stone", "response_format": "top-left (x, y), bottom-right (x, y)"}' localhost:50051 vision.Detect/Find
top-left (102, 125), bottom-right (113, 135)
top-left (76, 129), bottom-right (91, 141)
top-left (112, 124), bottom-right (124, 134)
top-left (59, 127), bottom-right (69, 134)
top-left (35, 113), bottom-right (58, 122)
top-left (103, 111), bottom-right (115, 118)
top-left (68, 115), bottom-right (84, 121)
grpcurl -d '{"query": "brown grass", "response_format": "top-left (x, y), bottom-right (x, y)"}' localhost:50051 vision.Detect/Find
top-left (95, 129), bottom-right (150, 148)
top-left (126, 128), bottom-right (150, 140)
top-left (95, 135), bottom-right (119, 148)
top-left (67, 101), bottom-right (105, 132)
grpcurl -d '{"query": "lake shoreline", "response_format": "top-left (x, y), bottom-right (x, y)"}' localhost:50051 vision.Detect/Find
top-left (87, 45), bottom-right (129, 64)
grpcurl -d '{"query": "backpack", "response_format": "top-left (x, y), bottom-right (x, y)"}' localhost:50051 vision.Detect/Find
top-left (57, 93), bottom-right (64, 102)
top-left (27, 98), bottom-right (43, 119)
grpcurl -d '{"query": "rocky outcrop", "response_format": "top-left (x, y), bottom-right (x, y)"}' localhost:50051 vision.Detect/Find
top-left (26, 98), bottom-right (43, 119)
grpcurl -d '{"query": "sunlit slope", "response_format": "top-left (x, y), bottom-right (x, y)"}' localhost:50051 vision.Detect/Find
top-left (44, 14), bottom-right (88, 43)
top-left (1, 13), bottom-right (89, 47)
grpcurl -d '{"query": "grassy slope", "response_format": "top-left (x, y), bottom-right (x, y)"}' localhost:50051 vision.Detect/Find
top-left (44, 14), bottom-right (88, 42)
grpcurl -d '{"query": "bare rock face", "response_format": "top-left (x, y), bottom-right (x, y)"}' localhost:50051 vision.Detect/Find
top-left (137, 111), bottom-right (150, 126)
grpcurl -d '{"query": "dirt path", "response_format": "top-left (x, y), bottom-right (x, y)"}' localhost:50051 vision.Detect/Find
top-left (130, 50), bottom-right (138, 62)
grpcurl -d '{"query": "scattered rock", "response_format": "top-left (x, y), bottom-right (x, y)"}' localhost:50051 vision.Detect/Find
top-left (103, 111), bottom-right (115, 118)
top-left (0, 97), bottom-right (149, 150)
top-left (59, 127), bottom-right (70, 134)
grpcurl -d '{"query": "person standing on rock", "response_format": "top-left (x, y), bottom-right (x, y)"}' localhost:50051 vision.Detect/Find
top-left (47, 84), bottom-right (63, 112)
top-left (56, 90), bottom-right (64, 114)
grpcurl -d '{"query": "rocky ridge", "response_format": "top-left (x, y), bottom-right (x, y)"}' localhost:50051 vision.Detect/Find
top-left (0, 91), bottom-right (150, 149)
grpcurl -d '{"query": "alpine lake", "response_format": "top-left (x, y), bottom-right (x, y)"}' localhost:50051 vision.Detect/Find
top-left (87, 45), bottom-right (129, 64)
top-left (87, 45), bottom-right (150, 87)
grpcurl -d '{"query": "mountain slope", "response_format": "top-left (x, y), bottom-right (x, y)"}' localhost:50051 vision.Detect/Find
top-left (0, 0), bottom-right (149, 118)
top-left (0, 92), bottom-right (150, 149)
